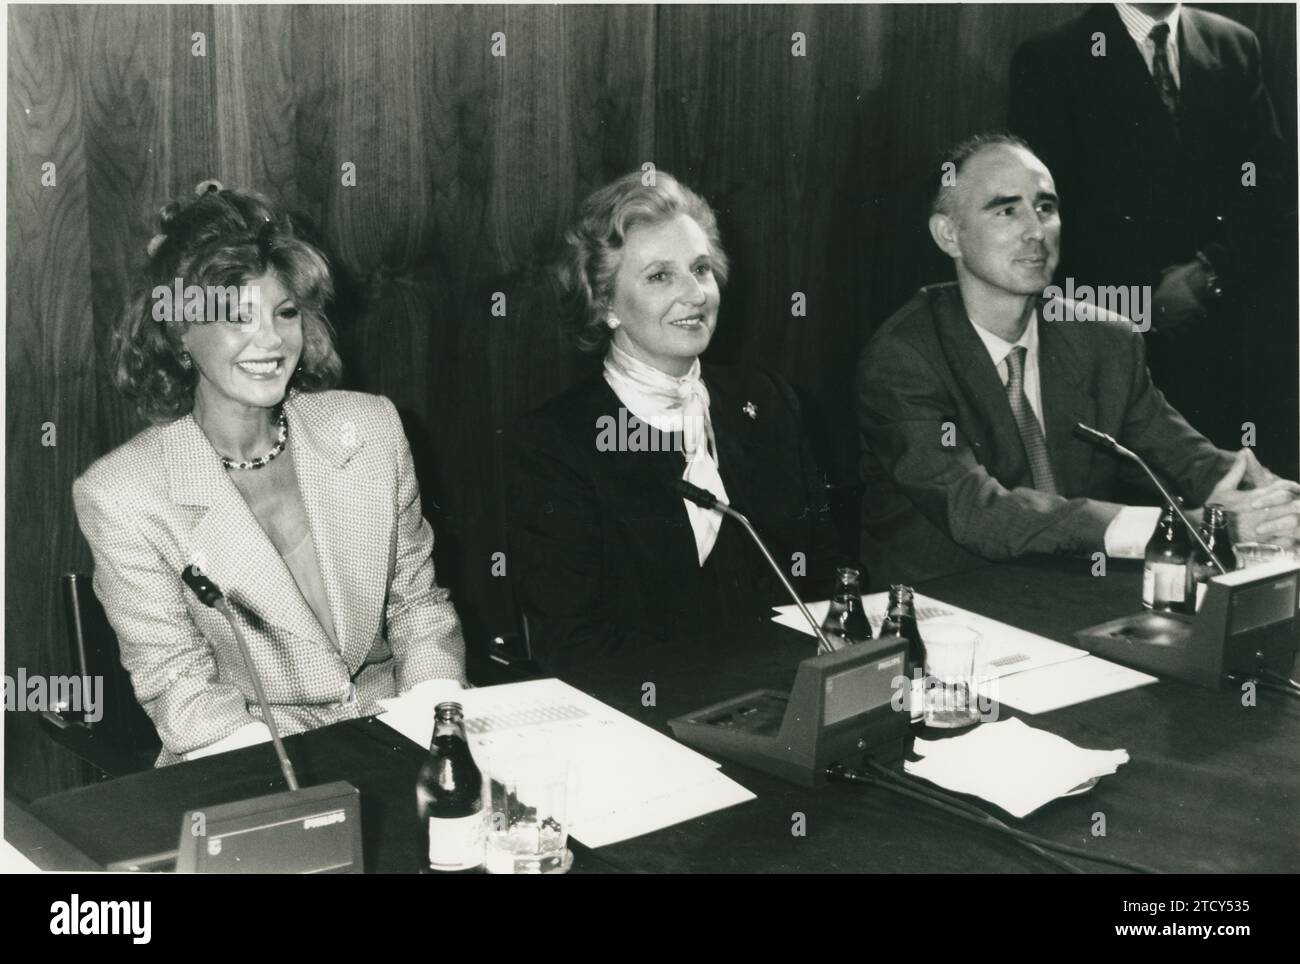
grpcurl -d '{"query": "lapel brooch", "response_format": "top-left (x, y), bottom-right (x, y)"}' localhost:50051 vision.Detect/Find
top-left (743, 401), bottom-right (758, 420)
top-left (336, 420), bottom-right (362, 464)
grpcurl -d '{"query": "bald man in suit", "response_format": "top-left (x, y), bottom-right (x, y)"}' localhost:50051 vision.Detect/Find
top-left (856, 134), bottom-right (1299, 586)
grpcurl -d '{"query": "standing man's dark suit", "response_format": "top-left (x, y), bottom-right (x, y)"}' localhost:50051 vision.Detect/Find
top-left (857, 283), bottom-right (1233, 586)
top-left (1008, 4), bottom-right (1292, 462)
top-left (511, 364), bottom-right (837, 675)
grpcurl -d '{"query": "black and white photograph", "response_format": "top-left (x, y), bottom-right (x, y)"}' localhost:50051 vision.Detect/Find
top-left (3, 0), bottom-right (1298, 923)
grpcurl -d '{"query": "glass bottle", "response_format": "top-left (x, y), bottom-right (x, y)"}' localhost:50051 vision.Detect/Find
top-left (820, 567), bottom-right (872, 650)
top-left (416, 701), bottom-right (485, 873)
top-left (879, 584), bottom-right (925, 675)
top-left (1143, 499), bottom-right (1191, 614)
top-left (1186, 503), bottom-right (1237, 612)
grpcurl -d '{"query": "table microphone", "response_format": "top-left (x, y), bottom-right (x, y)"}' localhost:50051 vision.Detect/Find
top-left (672, 479), bottom-right (835, 653)
top-left (1072, 423), bottom-right (1226, 574)
top-left (165, 564), bottom-right (363, 873)
top-left (181, 564), bottom-right (299, 790)
top-left (1071, 425), bottom-right (1300, 690)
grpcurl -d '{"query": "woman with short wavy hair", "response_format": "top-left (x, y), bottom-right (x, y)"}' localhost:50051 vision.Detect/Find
top-left (75, 181), bottom-right (466, 765)
top-left (510, 170), bottom-right (839, 673)
top-left (558, 171), bottom-right (730, 355)
top-left (113, 184), bottom-right (343, 423)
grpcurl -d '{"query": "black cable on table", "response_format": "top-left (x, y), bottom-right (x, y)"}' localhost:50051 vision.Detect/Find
top-left (1256, 679), bottom-right (1300, 701)
top-left (1225, 672), bottom-right (1300, 702)
top-left (865, 762), bottom-right (1164, 874)
top-left (861, 759), bottom-right (1080, 873)
top-left (831, 762), bottom-right (1164, 874)
top-left (1257, 669), bottom-right (1300, 694)
top-left (828, 764), bottom-right (1083, 874)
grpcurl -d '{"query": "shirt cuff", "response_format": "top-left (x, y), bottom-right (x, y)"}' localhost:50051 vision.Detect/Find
top-left (1105, 506), bottom-right (1163, 559)
top-left (183, 720), bottom-right (273, 761)
top-left (400, 677), bottom-right (467, 705)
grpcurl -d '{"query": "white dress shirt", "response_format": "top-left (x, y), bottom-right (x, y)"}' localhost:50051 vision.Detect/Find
top-left (1115, 2), bottom-right (1182, 87)
top-left (969, 311), bottom-right (1159, 558)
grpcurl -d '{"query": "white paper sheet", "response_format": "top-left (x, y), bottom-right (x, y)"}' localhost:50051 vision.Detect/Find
top-left (574, 769), bottom-right (757, 849)
top-left (773, 591), bottom-right (1088, 679)
top-left (377, 678), bottom-right (756, 847)
top-left (992, 655), bottom-right (1157, 714)
top-left (0, 838), bottom-right (40, 873)
top-left (905, 717), bottom-right (1129, 818)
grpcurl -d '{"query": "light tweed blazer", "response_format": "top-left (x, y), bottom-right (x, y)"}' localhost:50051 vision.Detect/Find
top-left (73, 389), bottom-right (467, 765)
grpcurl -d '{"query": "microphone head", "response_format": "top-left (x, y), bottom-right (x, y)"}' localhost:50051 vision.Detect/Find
top-left (181, 564), bottom-right (225, 608)
top-left (1073, 423), bottom-right (1117, 449)
top-left (672, 479), bottom-right (719, 510)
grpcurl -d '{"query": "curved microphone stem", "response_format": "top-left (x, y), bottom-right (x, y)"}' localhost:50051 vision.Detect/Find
top-left (725, 507), bottom-right (836, 654)
top-left (182, 565), bottom-right (300, 790)
top-left (213, 599), bottom-right (300, 791)
top-left (1074, 424), bottom-right (1226, 574)
top-left (671, 481), bottom-right (835, 653)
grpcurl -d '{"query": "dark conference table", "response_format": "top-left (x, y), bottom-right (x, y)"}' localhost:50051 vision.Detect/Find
top-left (20, 558), bottom-right (1300, 873)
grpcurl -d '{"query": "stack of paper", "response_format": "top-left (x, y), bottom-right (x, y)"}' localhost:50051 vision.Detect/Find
top-left (377, 678), bottom-right (755, 847)
top-left (905, 718), bottom-right (1129, 818)
top-left (992, 655), bottom-right (1157, 713)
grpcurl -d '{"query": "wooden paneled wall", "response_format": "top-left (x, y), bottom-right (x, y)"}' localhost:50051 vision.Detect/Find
top-left (7, 4), bottom-right (1295, 801)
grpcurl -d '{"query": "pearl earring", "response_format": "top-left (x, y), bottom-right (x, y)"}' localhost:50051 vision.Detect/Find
top-left (607, 315), bottom-right (620, 330)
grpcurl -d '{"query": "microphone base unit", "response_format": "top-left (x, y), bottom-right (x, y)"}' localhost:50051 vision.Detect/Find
top-left (174, 780), bottom-right (364, 874)
top-left (1074, 560), bottom-right (1300, 689)
top-left (669, 635), bottom-right (910, 788)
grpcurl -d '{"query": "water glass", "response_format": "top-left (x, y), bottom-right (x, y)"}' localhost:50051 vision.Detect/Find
top-left (922, 621), bottom-right (983, 729)
top-left (482, 750), bottom-right (574, 875)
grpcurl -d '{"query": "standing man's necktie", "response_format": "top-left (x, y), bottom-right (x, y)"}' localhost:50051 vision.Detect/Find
top-left (1005, 346), bottom-right (1058, 494)
top-left (1150, 22), bottom-right (1179, 116)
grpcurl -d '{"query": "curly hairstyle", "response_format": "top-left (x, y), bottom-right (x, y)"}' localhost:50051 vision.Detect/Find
top-left (112, 182), bottom-right (343, 423)
top-left (557, 170), bottom-right (730, 354)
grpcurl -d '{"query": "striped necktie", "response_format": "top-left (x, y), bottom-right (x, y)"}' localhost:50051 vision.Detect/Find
top-left (1005, 346), bottom-right (1058, 494)
top-left (1149, 22), bottom-right (1179, 116)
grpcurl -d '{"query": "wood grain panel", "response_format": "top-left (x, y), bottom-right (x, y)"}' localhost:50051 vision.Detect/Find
top-left (291, 4), bottom-right (434, 279)
top-left (5, 4), bottom-right (99, 800)
top-left (416, 5), bottom-right (659, 641)
top-left (213, 5), bottom-right (298, 205)
top-left (76, 3), bottom-right (218, 449)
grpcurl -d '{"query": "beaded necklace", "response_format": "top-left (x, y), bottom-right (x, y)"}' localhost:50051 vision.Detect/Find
top-left (220, 407), bottom-right (288, 471)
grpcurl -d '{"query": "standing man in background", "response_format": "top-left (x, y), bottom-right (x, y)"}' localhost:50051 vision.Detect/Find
top-left (1009, 3), bottom-right (1295, 473)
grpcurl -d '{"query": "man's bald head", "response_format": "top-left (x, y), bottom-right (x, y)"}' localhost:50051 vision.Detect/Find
top-left (928, 133), bottom-right (1061, 305)
top-left (931, 133), bottom-right (1040, 221)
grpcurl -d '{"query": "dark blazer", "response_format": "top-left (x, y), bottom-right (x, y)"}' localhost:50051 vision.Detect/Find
top-left (509, 364), bottom-right (837, 674)
top-left (856, 283), bottom-right (1234, 586)
top-left (1008, 3), bottom-right (1287, 290)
